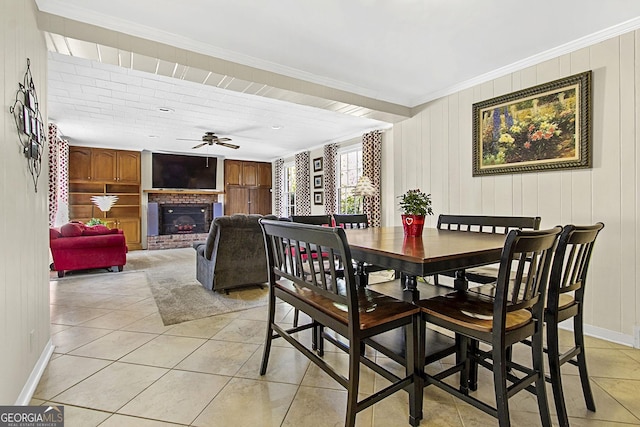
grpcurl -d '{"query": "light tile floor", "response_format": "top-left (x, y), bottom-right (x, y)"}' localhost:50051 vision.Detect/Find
top-left (34, 248), bottom-right (640, 426)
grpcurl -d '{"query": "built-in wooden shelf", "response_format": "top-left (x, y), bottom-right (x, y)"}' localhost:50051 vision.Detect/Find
top-left (144, 189), bottom-right (225, 195)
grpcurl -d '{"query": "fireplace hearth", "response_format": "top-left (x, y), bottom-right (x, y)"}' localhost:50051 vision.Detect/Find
top-left (159, 204), bottom-right (208, 235)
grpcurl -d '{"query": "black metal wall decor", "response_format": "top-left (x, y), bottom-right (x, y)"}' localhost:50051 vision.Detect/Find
top-left (9, 58), bottom-right (45, 192)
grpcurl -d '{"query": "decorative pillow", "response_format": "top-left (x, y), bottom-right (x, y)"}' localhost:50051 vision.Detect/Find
top-left (49, 228), bottom-right (62, 240)
top-left (83, 225), bottom-right (113, 236)
top-left (60, 222), bottom-right (85, 237)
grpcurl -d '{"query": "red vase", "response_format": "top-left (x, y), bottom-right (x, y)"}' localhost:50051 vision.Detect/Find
top-left (401, 214), bottom-right (425, 237)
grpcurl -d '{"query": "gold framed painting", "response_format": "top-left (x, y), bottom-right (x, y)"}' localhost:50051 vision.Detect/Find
top-left (472, 71), bottom-right (592, 176)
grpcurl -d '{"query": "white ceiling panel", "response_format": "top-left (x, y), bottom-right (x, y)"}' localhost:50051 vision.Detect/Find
top-left (47, 52), bottom-right (388, 160)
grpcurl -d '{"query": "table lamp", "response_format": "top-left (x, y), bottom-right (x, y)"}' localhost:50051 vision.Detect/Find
top-left (353, 176), bottom-right (377, 214)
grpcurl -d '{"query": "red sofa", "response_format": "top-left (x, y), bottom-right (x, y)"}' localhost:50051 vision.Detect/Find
top-left (49, 222), bottom-right (128, 278)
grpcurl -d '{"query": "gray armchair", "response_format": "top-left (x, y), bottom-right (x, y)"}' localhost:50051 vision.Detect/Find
top-left (194, 214), bottom-right (276, 292)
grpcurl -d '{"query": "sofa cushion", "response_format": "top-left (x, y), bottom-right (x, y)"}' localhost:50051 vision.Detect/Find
top-left (61, 222), bottom-right (85, 237)
top-left (83, 225), bottom-right (116, 236)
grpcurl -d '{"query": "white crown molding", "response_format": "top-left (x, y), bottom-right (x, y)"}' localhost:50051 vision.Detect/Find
top-left (410, 16), bottom-right (640, 108)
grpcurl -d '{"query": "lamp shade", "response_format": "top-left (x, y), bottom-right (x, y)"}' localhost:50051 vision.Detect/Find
top-left (353, 176), bottom-right (377, 197)
top-left (91, 195), bottom-right (118, 212)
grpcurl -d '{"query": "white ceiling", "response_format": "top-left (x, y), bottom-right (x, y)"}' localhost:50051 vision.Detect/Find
top-left (36, 0), bottom-right (640, 161)
top-left (46, 52), bottom-right (388, 160)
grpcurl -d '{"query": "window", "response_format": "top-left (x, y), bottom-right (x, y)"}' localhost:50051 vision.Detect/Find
top-left (337, 147), bottom-right (362, 214)
top-left (282, 163), bottom-right (296, 217)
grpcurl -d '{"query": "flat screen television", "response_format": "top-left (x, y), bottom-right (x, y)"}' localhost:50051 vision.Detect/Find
top-left (152, 153), bottom-right (217, 190)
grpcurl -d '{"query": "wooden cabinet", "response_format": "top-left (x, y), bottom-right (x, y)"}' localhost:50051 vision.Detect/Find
top-left (68, 147), bottom-right (92, 181)
top-left (224, 186), bottom-right (272, 215)
top-left (224, 160), bottom-right (272, 215)
top-left (250, 187), bottom-right (272, 215)
top-left (105, 217), bottom-right (140, 245)
top-left (258, 162), bottom-right (271, 187)
top-left (69, 147), bottom-right (140, 183)
top-left (91, 149), bottom-right (117, 181)
top-left (225, 160), bottom-right (242, 186)
top-left (116, 151), bottom-right (141, 184)
top-left (224, 159), bottom-right (269, 187)
top-left (68, 146), bottom-right (142, 249)
top-left (242, 162), bottom-right (258, 187)
top-left (225, 186), bottom-right (249, 214)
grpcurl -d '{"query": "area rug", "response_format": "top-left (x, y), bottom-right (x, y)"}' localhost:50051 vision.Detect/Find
top-left (130, 248), bottom-right (269, 326)
top-left (148, 278), bottom-right (269, 326)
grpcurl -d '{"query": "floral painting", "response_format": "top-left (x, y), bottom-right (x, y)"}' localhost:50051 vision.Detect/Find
top-left (472, 71), bottom-right (592, 176)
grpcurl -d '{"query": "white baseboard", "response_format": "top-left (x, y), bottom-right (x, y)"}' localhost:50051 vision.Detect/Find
top-left (559, 320), bottom-right (635, 348)
top-left (15, 339), bottom-right (55, 405)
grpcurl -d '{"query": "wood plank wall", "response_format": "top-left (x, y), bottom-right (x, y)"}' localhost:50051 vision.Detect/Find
top-left (0, 0), bottom-right (51, 402)
top-left (388, 31), bottom-right (639, 344)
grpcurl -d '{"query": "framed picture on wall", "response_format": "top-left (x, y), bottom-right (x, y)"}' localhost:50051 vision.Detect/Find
top-left (314, 192), bottom-right (323, 205)
top-left (313, 175), bottom-right (323, 189)
top-left (313, 157), bottom-right (323, 172)
top-left (472, 70), bottom-right (592, 176)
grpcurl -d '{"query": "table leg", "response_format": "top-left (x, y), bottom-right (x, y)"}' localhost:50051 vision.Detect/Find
top-left (403, 274), bottom-right (418, 292)
top-left (355, 261), bottom-right (368, 289)
top-left (453, 269), bottom-right (469, 291)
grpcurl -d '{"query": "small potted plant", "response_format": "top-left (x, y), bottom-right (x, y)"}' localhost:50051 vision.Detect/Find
top-left (86, 218), bottom-right (107, 226)
top-left (398, 189), bottom-right (433, 237)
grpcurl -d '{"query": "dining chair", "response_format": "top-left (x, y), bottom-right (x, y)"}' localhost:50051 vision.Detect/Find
top-left (417, 226), bottom-right (562, 427)
top-left (290, 214), bottom-right (332, 226)
top-left (333, 214), bottom-right (395, 285)
top-left (434, 214), bottom-right (541, 288)
top-left (259, 219), bottom-right (422, 427)
top-left (333, 214), bottom-right (369, 229)
top-left (516, 222), bottom-right (604, 426)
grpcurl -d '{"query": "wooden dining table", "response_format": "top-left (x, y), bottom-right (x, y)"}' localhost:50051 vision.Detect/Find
top-left (344, 226), bottom-right (507, 292)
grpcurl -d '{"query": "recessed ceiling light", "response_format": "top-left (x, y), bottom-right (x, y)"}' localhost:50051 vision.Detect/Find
top-left (271, 125), bottom-right (283, 130)
top-left (158, 107), bottom-right (174, 113)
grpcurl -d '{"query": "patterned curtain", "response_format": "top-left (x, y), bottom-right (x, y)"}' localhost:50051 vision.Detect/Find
top-left (273, 158), bottom-right (284, 217)
top-left (294, 151), bottom-right (311, 215)
top-left (323, 143), bottom-right (338, 215)
top-left (362, 131), bottom-right (382, 227)
top-left (47, 124), bottom-right (70, 227)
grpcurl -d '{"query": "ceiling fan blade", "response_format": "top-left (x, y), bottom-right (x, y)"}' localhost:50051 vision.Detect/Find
top-left (216, 141), bottom-right (240, 149)
top-left (177, 138), bottom-right (200, 141)
top-left (192, 142), bottom-right (208, 149)
top-left (217, 137), bottom-right (232, 142)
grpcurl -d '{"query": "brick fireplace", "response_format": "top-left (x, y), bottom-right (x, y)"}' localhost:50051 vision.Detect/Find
top-left (147, 192), bottom-right (220, 250)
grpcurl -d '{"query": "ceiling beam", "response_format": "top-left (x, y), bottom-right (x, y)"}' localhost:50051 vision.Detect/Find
top-left (37, 11), bottom-right (411, 123)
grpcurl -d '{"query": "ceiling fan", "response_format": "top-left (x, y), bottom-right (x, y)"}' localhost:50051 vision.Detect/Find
top-left (177, 131), bottom-right (240, 150)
